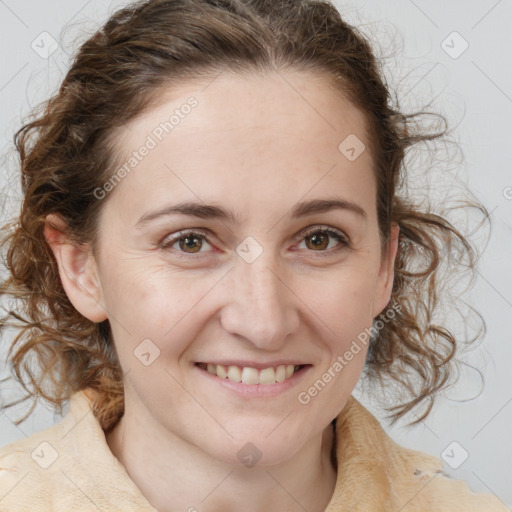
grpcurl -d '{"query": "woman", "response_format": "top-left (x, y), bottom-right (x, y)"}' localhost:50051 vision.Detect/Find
top-left (0, 0), bottom-right (506, 510)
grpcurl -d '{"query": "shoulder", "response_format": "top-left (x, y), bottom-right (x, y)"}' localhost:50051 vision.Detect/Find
top-left (0, 402), bottom-right (78, 511)
top-left (0, 389), bottom-right (156, 512)
top-left (331, 396), bottom-right (508, 511)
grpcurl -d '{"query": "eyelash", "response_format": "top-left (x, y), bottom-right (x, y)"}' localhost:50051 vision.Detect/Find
top-left (159, 226), bottom-right (350, 259)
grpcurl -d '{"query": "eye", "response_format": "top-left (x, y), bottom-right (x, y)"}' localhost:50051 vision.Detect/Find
top-left (159, 226), bottom-right (350, 259)
top-left (160, 230), bottom-right (213, 256)
top-left (297, 227), bottom-right (350, 253)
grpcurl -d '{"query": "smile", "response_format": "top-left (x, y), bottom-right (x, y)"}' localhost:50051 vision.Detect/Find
top-left (196, 362), bottom-right (305, 385)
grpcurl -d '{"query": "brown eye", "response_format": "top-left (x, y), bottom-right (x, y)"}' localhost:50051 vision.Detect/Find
top-left (178, 234), bottom-right (203, 253)
top-left (160, 230), bottom-right (212, 257)
top-left (305, 232), bottom-right (329, 250)
top-left (299, 228), bottom-right (349, 253)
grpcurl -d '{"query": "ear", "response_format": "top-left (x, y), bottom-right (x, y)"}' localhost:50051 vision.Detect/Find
top-left (371, 223), bottom-right (400, 318)
top-left (43, 213), bottom-right (107, 322)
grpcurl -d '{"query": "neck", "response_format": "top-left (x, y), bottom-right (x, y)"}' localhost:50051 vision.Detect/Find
top-left (105, 398), bottom-right (337, 512)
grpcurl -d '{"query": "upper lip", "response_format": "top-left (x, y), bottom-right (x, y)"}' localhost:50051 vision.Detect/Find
top-left (196, 360), bottom-right (309, 369)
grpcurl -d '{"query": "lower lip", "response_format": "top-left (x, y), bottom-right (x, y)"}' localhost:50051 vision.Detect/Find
top-left (195, 364), bottom-right (312, 398)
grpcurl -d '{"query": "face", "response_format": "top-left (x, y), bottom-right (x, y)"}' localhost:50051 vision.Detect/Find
top-left (58, 70), bottom-right (398, 466)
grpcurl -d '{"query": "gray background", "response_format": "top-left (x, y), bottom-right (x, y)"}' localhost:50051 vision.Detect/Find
top-left (0, 0), bottom-right (511, 507)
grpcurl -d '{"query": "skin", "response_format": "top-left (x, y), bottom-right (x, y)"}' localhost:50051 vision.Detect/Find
top-left (45, 69), bottom-right (399, 512)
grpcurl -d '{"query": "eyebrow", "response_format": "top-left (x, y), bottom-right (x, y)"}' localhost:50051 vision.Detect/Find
top-left (135, 198), bottom-right (367, 227)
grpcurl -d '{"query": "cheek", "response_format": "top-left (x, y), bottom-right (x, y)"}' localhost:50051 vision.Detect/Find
top-left (98, 257), bottom-right (222, 348)
top-left (297, 262), bottom-right (379, 333)
top-left (295, 262), bottom-right (380, 400)
top-left (296, 274), bottom-right (375, 411)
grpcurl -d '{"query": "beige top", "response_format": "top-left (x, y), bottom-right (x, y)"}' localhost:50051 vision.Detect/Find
top-left (0, 388), bottom-right (507, 511)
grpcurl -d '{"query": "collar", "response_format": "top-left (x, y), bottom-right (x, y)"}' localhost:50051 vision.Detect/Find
top-left (3, 388), bottom-right (504, 511)
top-left (78, 389), bottom-right (443, 510)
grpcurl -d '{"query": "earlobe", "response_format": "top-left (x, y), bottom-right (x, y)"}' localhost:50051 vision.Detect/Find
top-left (371, 223), bottom-right (400, 318)
top-left (43, 214), bottom-right (108, 323)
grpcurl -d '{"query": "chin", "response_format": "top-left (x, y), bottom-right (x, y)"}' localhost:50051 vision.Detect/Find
top-left (194, 422), bottom-right (309, 469)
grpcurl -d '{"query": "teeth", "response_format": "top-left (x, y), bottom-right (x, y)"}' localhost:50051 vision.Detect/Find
top-left (259, 367), bottom-right (276, 385)
top-left (217, 365), bottom-right (228, 379)
top-left (275, 365), bottom-right (286, 382)
top-left (227, 365), bottom-right (242, 382)
top-left (202, 363), bottom-right (301, 385)
top-left (241, 367), bottom-right (259, 384)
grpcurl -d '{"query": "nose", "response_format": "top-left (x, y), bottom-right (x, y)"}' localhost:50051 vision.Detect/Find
top-left (219, 252), bottom-right (300, 351)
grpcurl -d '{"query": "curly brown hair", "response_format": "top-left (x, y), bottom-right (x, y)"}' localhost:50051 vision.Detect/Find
top-left (0, 0), bottom-right (488, 430)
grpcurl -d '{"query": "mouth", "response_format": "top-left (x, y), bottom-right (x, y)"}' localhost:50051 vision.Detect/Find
top-left (195, 362), bottom-right (309, 385)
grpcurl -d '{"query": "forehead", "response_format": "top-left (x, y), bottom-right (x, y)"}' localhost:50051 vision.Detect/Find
top-left (104, 69), bottom-right (375, 222)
